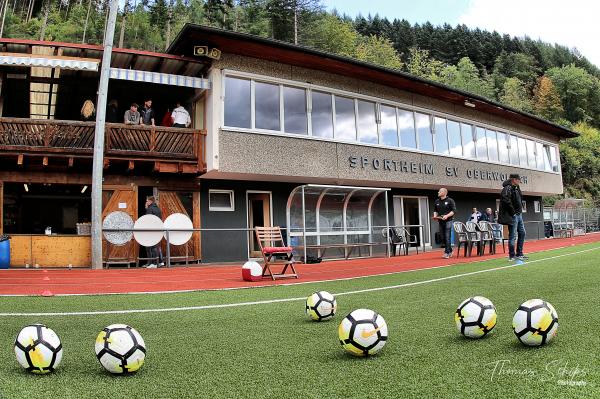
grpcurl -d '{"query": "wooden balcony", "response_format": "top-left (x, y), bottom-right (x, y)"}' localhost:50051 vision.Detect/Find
top-left (0, 118), bottom-right (206, 173)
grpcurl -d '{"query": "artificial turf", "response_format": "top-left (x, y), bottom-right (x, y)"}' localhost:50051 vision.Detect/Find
top-left (0, 242), bottom-right (599, 398)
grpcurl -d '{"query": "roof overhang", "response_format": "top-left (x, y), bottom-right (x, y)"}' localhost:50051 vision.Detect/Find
top-left (0, 52), bottom-right (99, 71)
top-left (168, 24), bottom-right (578, 139)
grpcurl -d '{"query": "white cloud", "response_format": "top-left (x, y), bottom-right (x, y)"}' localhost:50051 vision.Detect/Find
top-left (459, 0), bottom-right (600, 68)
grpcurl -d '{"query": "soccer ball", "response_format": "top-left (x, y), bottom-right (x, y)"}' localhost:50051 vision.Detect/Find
top-left (455, 296), bottom-right (497, 338)
top-left (512, 299), bottom-right (558, 346)
top-left (338, 309), bottom-right (388, 356)
top-left (95, 324), bottom-right (146, 374)
top-left (305, 291), bottom-right (337, 321)
top-left (242, 260), bottom-right (262, 281)
top-left (14, 324), bottom-right (63, 374)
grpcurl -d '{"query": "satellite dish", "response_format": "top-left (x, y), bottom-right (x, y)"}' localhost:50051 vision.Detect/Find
top-left (163, 213), bottom-right (193, 245)
top-left (133, 215), bottom-right (164, 247)
top-left (102, 211), bottom-right (134, 246)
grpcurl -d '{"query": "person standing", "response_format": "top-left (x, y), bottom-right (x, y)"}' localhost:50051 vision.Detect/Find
top-left (499, 174), bottom-right (527, 261)
top-left (171, 102), bottom-right (191, 127)
top-left (140, 98), bottom-right (155, 126)
top-left (124, 103), bottom-right (141, 125)
top-left (80, 100), bottom-right (96, 121)
top-left (144, 196), bottom-right (164, 268)
top-left (433, 188), bottom-right (456, 259)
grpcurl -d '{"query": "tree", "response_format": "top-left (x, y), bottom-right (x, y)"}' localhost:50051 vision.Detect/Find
top-left (546, 64), bottom-right (598, 124)
top-left (440, 57), bottom-right (495, 99)
top-left (354, 34), bottom-right (403, 70)
top-left (405, 47), bottom-right (445, 81)
top-left (492, 52), bottom-right (541, 91)
top-left (302, 13), bottom-right (357, 56)
top-left (499, 77), bottom-right (533, 112)
top-left (532, 75), bottom-right (564, 122)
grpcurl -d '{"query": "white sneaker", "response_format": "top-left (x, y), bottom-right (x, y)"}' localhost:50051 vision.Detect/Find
top-left (144, 264), bottom-right (157, 269)
top-left (159, 262), bottom-right (165, 267)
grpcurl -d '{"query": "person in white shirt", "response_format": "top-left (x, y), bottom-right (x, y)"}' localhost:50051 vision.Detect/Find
top-left (467, 207), bottom-right (482, 223)
top-left (171, 102), bottom-right (191, 128)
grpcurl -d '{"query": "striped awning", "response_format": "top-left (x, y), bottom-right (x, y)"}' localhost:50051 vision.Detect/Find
top-left (0, 53), bottom-right (99, 71)
top-left (109, 67), bottom-right (210, 89)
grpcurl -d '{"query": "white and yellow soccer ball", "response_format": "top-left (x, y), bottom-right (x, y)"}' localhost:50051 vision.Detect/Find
top-left (95, 324), bottom-right (146, 374)
top-left (338, 309), bottom-right (388, 356)
top-left (513, 299), bottom-right (558, 346)
top-left (14, 324), bottom-right (63, 374)
top-left (455, 296), bottom-right (497, 338)
top-left (305, 291), bottom-right (337, 321)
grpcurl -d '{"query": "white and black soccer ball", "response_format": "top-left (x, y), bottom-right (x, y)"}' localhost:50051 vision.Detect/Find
top-left (95, 324), bottom-right (146, 374)
top-left (338, 309), bottom-right (388, 356)
top-left (513, 299), bottom-right (558, 346)
top-left (14, 324), bottom-right (63, 374)
top-left (455, 296), bottom-right (497, 339)
top-left (305, 291), bottom-right (337, 321)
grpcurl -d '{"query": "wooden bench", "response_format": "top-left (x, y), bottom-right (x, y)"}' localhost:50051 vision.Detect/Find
top-left (295, 242), bottom-right (389, 260)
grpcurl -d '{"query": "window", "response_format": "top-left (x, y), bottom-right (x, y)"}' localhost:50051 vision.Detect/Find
top-left (224, 77), bottom-right (251, 128)
top-left (534, 200), bottom-right (541, 213)
top-left (283, 86), bottom-right (307, 134)
top-left (433, 117), bottom-right (449, 154)
top-left (542, 144), bottom-right (552, 171)
top-left (447, 120), bottom-right (462, 156)
top-left (517, 137), bottom-right (528, 167)
top-left (416, 112), bottom-right (433, 152)
top-left (461, 123), bottom-right (475, 158)
top-left (526, 139), bottom-right (537, 168)
top-left (255, 82), bottom-right (280, 131)
top-left (311, 91), bottom-right (333, 138)
top-left (497, 131), bottom-right (509, 164)
top-left (209, 190), bottom-right (235, 211)
top-left (509, 135), bottom-right (519, 165)
top-left (549, 145), bottom-right (559, 172)
top-left (475, 126), bottom-right (488, 160)
top-left (398, 110), bottom-right (416, 149)
top-left (380, 105), bottom-right (398, 147)
top-left (486, 129), bottom-right (499, 162)
top-left (334, 96), bottom-right (356, 141)
top-left (536, 142), bottom-right (545, 170)
top-left (357, 100), bottom-right (378, 144)
top-left (521, 200), bottom-right (527, 213)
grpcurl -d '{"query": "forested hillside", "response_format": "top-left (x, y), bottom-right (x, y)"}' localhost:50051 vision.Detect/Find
top-left (1, 0), bottom-right (599, 204)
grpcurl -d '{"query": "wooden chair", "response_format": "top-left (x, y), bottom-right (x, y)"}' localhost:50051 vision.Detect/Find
top-left (254, 227), bottom-right (299, 280)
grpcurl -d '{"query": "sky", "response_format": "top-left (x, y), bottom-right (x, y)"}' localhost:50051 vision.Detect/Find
top-left (323, 0), bottom-right (600, 68)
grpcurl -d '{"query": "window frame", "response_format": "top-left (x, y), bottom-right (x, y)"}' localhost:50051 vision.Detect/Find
top-left (208, 189), bottom-right (235, 212)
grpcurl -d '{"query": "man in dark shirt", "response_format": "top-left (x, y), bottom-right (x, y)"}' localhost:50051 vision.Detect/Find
top-left (499, 173), bottom-right (527, 261)
top-left (140, 99), bottom-right (155, 126)
top-left (433, 187), bottom-right (456, 259)
top-left (144, 196), bottom-right (163, 268)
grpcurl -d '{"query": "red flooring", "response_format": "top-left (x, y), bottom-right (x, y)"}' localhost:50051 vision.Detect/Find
top-left (1, 234), bottom-right (599, 296)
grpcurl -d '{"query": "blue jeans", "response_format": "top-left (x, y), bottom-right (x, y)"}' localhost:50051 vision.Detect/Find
top-left (440, 221), bottom-right (453, 254)
top-left (508, 214), bottom-right (526, 257)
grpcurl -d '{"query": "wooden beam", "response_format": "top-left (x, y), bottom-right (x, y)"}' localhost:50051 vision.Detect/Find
top-left (103, 158), bottom-right (110, 169)
top-left (154, 162), bottom-right (179, 173)
top-left (68, 157), bottom-right (74, 167)
top-left (17, 154), bottom-right (23, 165)
top-left (42, 156), bottom-right (48, 166)
top-left (128, 160), bottom-right (134, 171)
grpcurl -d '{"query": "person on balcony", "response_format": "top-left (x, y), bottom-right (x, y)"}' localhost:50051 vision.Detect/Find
top-left (106, 99), bottom-right (119, 123)
top-left (124, 103), bottom-right (141, 125)
top-left (80, 100), bottom-right (96, 121)
top-left (140, 98), bottom-right (155, 126)
top-left (171, 102), bottom-right (191, 128)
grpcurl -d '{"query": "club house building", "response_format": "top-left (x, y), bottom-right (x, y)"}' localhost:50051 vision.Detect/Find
top-left (0, 25), bottom-right (575, 266)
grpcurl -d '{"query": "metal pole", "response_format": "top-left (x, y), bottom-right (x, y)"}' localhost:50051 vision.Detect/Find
top-left (165, 230), bottom-right (171, 268)
top-left (302, 186), bottom-right (307, 264)
top-left (384, 192), bottom-right (390, 257)
top-left (91, 0), bottom-right (118, 270)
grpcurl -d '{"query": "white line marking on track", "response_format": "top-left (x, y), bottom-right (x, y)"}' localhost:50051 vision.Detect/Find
top-left (0, 245), bottom-right (597, 317)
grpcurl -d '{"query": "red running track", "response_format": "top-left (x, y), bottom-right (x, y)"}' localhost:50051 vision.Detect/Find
top-left (1, 234), bottom-right (599, 296)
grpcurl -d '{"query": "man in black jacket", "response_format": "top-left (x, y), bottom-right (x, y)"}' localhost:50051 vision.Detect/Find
top-left (144, 196), bottom-right (163, 268)
top-left (498, 174), bottom-right (527, 261)
top-left (433, 187), bottom-right (456, 259)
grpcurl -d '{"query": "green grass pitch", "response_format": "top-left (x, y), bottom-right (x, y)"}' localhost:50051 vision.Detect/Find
top-left (1, 242), bottom-right (599, 398)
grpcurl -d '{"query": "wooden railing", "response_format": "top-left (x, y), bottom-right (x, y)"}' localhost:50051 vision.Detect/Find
top-left (0, 118), bottom-right (206, 170)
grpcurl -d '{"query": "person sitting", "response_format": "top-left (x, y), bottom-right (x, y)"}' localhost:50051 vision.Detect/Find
top-left (171, 102), bottom-right (191, 128)
top-left (80, 100), bottom-right (96, 121)
top-left (124, 103), bottom-right (141, 125)
top-left (467, 207), bottom-right (482, 223)
top-left (480, 207), bottom-right (496, 222)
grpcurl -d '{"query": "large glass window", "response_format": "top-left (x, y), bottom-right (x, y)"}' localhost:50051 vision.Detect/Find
top-left (461, 123), bottom-right (475, 158)
top-left (486, 129), bottom-right (499, 162)
top-left (509, 135), bottom-right (519, 165)
top-left (357, 100), bottom-right (378, 144)
top-left (311, 91), bottom-right (333, 138)
top-left (447, 120), bottom-right (462, 156)
top-left (433, 117), bottom-right (449, 154)
top-left (549, 145), bottom-right (559, 172)
top-left (475, 126), bottom-right (488, 160)
top-left (542, 144), bottom-right (552, 171)
top-left (517, 137), bottom-right (528, 167)
top-left (380, 105), bottom-right (398, 147)
top-left (398, 110), bottom-right (416, 149)
top-left (536, 142), bottom-right (545, 170)
top-left (497, 131), bottom-right (510, 164)
top-left (526, 139), bottom-right (537, 168)
top-left (255, 81), bottom-right (280, 131)
top-left (334, 96), bottom-right (356, 141)
top-left (416, 112), bottom-right (433, 152)
top-left (224, 77), bottom-right (251, 128)
top-left (283, 86), bottom-right (307, 135)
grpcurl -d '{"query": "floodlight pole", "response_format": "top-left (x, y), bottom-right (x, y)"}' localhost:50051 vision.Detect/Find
top-left (91, 0), bottom-right (118, 270)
